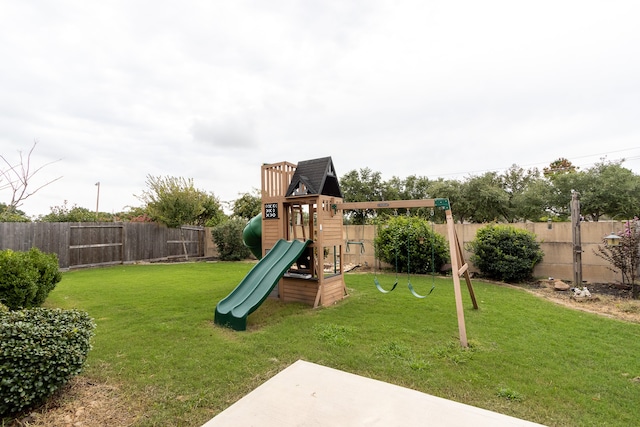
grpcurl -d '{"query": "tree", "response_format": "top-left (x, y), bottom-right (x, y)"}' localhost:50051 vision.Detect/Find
top-left (0, 141), bottom-right (62, 214)
top-left (232, 190), bottom-right (261, 220)
top-left (460, 172), bottom-right (509, 223)
top-left (594, 218), bottom-right (640, 299)
top-left (38, 201), bottom-right (114, 222)
top-left (501, 165), bottom-right (549, 222)
top-left (426, 178), bottom-right (467, 223)
top-left (541, 158), bottom-right (583, 220)
top-left (545, 171), bottom-right (582, 220)
top-left (114, 206), bottom-right (153, 222)
top-left (0, 203), bottom-right (30, 222)
top-left (383, 174), bottom-right (430, 201)
top-left (543, 157), bottom-right (578, 177)
top-left (136, 175), bottom-right (225, 228)
top-left (340, 168), bottom-right (385, 224)
top-left (514, 178), bottom-right (553, 222)
top-left (336, 160), bottom-right (640, 225)
top-left (383, 175), bottom-right (433, 219)
top-left (543, 158), bottom-right (640, 222)
top-left (578, 159), bottom-right (640, 221)
top-left (137, 175), bottom-right (225, 260)
top-left (546, 160), bottom-right (640, 221)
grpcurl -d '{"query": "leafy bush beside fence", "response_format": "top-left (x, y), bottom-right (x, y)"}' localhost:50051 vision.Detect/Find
top-left (0, 308), bottom-right (95, 415)
top-left (212, 218), bottom-right (251, 261)
top-left (467, 224), bottom-right (543, 283)
top-left (0, 248), bottom-right (62, 310)
top-left (375, 216), bottom-right (449, 274)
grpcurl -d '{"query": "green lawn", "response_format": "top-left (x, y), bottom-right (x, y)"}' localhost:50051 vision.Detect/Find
top-left (36, 263), bottom-right (640, 426)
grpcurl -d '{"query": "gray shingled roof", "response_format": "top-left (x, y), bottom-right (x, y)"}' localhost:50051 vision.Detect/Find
top-left (285, 157), bottom-right (343, 198)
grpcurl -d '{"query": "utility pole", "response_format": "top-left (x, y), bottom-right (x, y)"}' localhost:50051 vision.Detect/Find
top-left (571, 191), bottom-right (582, 287)
top-left (95, 182), bottom-right (100, 220)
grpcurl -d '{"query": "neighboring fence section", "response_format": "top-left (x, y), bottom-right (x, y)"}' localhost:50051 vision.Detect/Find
top-left (0, 222), bottom-right (205, 269)
top-left (343, 221), bottom-right (628, 284)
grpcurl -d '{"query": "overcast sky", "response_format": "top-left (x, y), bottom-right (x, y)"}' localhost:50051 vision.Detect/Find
top-left (2, 0), bottom-right (639, 217)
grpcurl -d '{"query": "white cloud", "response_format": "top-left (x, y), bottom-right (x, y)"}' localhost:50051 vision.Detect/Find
top-left (190, 115), bottom-right (257, 148)
top-left (1, 0), bottom-right (639, 217)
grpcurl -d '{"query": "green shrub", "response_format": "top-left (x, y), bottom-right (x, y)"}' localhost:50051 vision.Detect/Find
top-left (0, 249), bottom-right (39, 310)
top-left (0, 248), bottom-right (62, 310)
top-left (26, 248), bottom-right (63, 307)
top-left (467, 224), bottom-right (543, 282)
top-left (375, 216), bottom-right (449, 274)
top-left (0, 308), bottom-right (95, 415)
top-left (211, 218), bottom-right (251, 261)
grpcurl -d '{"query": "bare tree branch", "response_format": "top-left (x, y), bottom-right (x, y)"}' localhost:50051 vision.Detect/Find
top-left (0, 140), bottom-right (63, 211)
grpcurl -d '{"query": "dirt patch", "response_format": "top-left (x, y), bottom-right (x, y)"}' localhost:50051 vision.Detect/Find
top-left (511, 280), bottom-right (640, 323)
top-left (4, 377), bottom-right (141, 427)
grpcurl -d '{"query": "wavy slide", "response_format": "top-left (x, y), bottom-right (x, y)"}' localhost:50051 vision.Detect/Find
top-left (214, 239), bottom-right (312, 331)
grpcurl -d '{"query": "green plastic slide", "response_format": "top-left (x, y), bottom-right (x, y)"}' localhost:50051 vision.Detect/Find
top-left (242, 213), bottom-right (263, 259)
top-left (214, 239), bottom-right (312, 331)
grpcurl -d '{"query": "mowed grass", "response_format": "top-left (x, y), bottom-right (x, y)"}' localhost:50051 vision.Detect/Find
top-left (39, 262), bottom-right (640, 426)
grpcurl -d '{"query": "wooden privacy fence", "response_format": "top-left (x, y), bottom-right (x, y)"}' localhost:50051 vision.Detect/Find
top-left (0, 222), bottom-right (205, 269)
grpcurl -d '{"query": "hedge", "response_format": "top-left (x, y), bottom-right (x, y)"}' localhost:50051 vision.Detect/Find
top-left (0, 308), bottom-right (95, 415)
top-left (467, 224), bottom-right (544, 282)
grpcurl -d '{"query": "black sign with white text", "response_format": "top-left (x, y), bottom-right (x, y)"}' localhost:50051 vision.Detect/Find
top-left (264, 203), bottom-right (279, 219)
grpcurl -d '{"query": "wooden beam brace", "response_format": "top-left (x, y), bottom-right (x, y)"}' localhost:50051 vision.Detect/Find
top-left (335, 198), bottom-right (449, 211)
top-left (458, 263), bottom-right (469, 276)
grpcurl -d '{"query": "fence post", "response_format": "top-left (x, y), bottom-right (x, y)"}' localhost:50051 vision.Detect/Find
top-left (571, 192), bottom-right (582, 287)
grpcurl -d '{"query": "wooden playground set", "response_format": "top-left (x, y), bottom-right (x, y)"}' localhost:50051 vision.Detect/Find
top-left (215, 157), bottom-right (478, 347)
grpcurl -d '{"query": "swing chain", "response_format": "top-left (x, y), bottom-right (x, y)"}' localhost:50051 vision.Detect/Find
top-left (374, 210), bottom-right (399, 293)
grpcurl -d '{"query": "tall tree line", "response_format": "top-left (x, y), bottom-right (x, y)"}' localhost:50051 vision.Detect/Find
top-left (340, 158), bottom-right (640, 224)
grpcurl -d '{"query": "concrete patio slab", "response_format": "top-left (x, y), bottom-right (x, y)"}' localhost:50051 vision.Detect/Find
top-left (202, 360), bottom-right (545, 427)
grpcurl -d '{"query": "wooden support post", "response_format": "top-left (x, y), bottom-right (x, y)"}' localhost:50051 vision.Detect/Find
top-left (445, 209), bottom-right (469, 348)
top-left (453, 228), bottom-right (478, 310)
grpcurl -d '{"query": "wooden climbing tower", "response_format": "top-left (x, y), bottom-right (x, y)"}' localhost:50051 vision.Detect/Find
top-left (260, 157), bottom-right (348, 308)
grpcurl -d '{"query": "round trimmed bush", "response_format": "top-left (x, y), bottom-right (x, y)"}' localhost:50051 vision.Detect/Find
top-left (0, 308), bottom-right (95, 415)
top-left (467, 224), bottom-right (543, 282)
top-left (0, 248), bottom-right (62, 310)
top-left (375, 216), bottom-right (449, 274)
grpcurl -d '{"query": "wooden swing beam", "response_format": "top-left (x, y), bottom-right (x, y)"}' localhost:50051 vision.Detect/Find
top-left (333, 198), bottom-right (478, 348)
